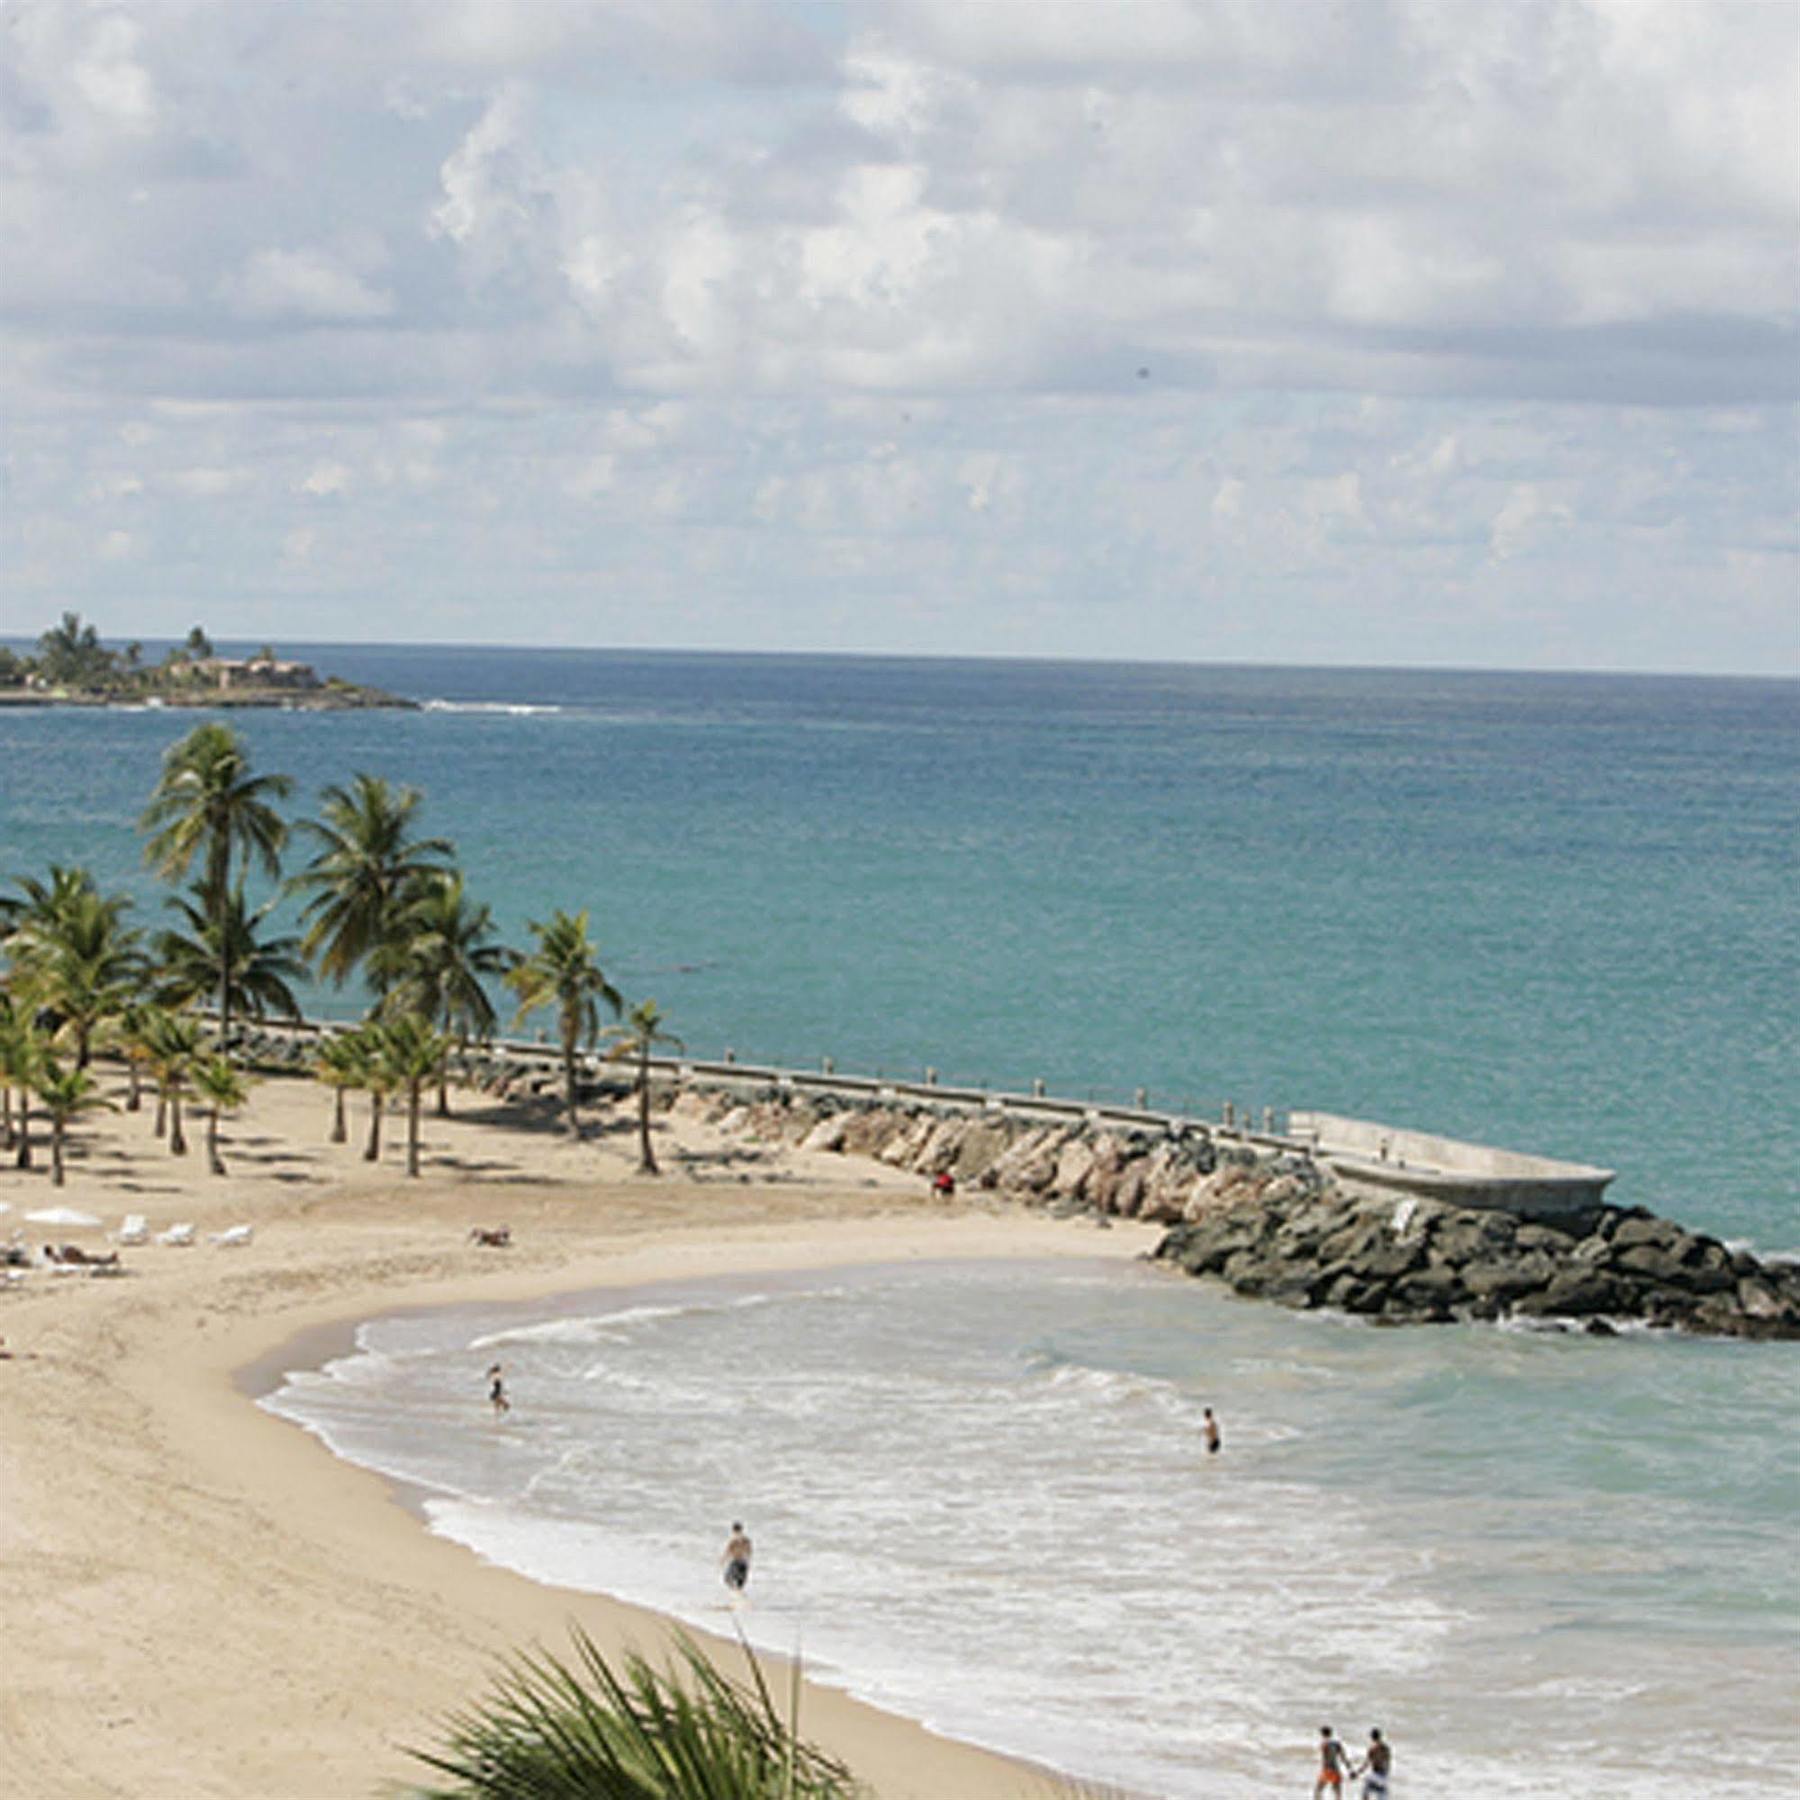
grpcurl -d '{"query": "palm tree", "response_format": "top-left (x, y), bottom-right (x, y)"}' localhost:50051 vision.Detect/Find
top-left (116, 1000), bottom-right (159, 1113)
top-left (0, 863), bottom-right (106, 939)
top-left (376, 1012), bottom-right (450, 1178)
top-left (291, 773), bottom-right (453, 997)
top-left (506, 909), bottom-right (620, 1139)
top-left (190, 1054), bottom-right (251, 1177)
top-left (139, 723), bottom-right (292, 1040)
top-left (155, 884), bottom-right (307, 1043)
top-left (5, 880), bottom-right (142, 1069)
top-left (606, 998), bottom-right (684, 1175)
top-left (32, 1055), bottom-right (111, 1187)
top-left (143, 1008), bottom-right (202, 1156)
top-left (313, 1029), bottom-right (370, 1145)
top-left (377, 872), bottom-right (513, 1116)
top-left (361, 1025), bottom-right (400, 1163)
top-left (1, 1011), bottom-right (46, 1169)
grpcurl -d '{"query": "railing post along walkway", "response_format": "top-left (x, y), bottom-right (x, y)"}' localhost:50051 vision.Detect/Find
top-left (205, 1011), bottom-right (1311, 1156)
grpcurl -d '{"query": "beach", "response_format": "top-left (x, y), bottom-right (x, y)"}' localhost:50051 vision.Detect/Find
top-left (0, 1070), bottom-right (1156, 1800)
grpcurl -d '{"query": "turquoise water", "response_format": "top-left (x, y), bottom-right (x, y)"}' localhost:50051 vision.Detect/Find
top-left (10, 648), bottom-right (1796, 1793)
top-left (3, 650), bottom-right (1794, 1245)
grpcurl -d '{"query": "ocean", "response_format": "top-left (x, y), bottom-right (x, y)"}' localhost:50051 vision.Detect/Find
top-left (4, 649), bottom-right (1796, 1793)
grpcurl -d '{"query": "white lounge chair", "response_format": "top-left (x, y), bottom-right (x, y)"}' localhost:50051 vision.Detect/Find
top-left (115, 1215), bottom-right (149, 1246)
top-left (158, 1222), bottom-right (196, 1247)
top-left (209, 1224), bottom-right (254, 1248)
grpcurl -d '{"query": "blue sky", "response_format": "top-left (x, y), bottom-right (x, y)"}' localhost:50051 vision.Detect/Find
top-left (1, 0), bottom-right (1795, 673)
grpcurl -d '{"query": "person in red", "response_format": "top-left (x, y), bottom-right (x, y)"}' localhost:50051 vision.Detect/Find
top-left (1314, 1725), bottom-right (1352, 1797)
top-left (931, 1169), bottom-right (956, 1196)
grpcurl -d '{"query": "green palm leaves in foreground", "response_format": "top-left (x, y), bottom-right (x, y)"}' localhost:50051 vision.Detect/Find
top-left (507, 909), bottom-right (620, 1139)
top-left (292, 773), bottom-right (453, 992)
top-left (406, 1628), bottom-right (863, 1800)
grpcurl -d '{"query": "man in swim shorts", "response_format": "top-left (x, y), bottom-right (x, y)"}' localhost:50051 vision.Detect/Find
top-left (486, 1363), bottom-right (509, 1415)
top-left (1354, 1727), bottom-right (1391, 1798)
top-left (1203, 1406), bottom-right (1221, 1454)
top-left (1315, 1725), bottom-right (1351, 1796)
top-left (722, 1522), bottom-right (752, 1594)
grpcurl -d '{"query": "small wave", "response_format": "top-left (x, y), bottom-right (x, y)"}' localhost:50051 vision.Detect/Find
top-left (468, 1290), bottom-right (786, 1352)
top-left (421, 699), bottom-right (564, 716)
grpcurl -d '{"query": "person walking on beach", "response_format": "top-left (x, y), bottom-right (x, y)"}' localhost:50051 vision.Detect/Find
top-left (722, 1522), bottom-right (752, 1596)
top-left (1353, 1728), bottom-right (1391, 1799)
top-left (1314, 1725), bottom-right (1352, 1797)
top-left (486, 1363), bottom-right (509, 1416)
top-left (1203, 1406), bottom-right (1222, 1454)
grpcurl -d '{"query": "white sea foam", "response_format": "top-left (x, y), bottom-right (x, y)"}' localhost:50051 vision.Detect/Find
top-left (421, 698), bottom-right (564, 716)
top-left (264, 1258), bottom-right (1799, 1800)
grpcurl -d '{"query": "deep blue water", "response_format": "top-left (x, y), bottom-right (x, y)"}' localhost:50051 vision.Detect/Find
top-left (2, 649), bottom-right (1795, 1245)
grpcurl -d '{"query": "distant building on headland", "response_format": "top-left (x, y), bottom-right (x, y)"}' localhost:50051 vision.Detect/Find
top-left (191, 656), bottom-right (323, 693)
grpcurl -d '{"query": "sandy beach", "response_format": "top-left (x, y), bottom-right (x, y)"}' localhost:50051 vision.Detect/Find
top-left (0, 1069), bottom-right (1157, 1799)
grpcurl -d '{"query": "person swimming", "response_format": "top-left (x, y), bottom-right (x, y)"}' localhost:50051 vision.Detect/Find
top-left (1202, 1406), bottom-right (1221, 1454)
top-left (486, 1363), bottom-right (509, 1415)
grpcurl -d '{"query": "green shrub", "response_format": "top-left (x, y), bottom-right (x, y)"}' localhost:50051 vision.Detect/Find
top-left (403, 1627), bottom-right (865, 1800)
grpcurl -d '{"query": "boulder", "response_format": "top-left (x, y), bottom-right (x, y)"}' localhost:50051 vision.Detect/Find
top-left (800, 1113), bottom-right (851, 1154)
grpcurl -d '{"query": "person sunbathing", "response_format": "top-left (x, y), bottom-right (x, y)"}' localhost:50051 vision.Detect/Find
top-left (469, 1225), bottom-right (511, 1247)
top-left (44, 1243), bottom-right (120, 1267)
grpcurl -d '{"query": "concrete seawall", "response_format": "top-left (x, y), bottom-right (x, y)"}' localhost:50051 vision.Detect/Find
top-left (219, 1016), bottom-right (1615, 1223)
top-left (1288, 1110), bottom-right (1615, 1224)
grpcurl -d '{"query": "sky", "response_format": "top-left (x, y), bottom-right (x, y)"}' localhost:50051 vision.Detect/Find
top-left (1, 0), bottom-right (1796, 673)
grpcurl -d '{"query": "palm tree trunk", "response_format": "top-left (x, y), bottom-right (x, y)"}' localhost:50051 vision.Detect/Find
top-left (407, 1080), bottom-right (422, 1177)
top-left (51, 1115), bottom-right (65, 1186)
top-left (1, 1082), bottom-right (12, 1150)
top-left (207, 1108), bottom-right (225, 1176)
top-left (154, 1084), bottom-right (168, 1137)
top-left (436, 1064), bottom-right (450, 1118)
top-left (364, 1091), bottom-right (383, 1162)
top-left (126, 1062), bottom-right (141, 1112)
top-left (331, 1086), bottom-right (347, 1144)
top-left (169, 1085), bottom-right (187, 1156)
top-left (15, 1092), bottom-right (31, 1169)
top-left (562, 1030), bottom-right (580, 1139)
top-left (637, 1045), bottom-right (657, 1174)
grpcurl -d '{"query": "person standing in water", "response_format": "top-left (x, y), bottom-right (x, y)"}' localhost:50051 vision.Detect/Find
top-left (1202, 1406), bottom-right (1222, 1454)
top-left (486, 1363), bottom-right (509, 1415)
top-left (1354, 1728), bottom-right (1392, 1798)
top-left (722, 1522), bottom-right (752, 1595)
top-left (1314, 1725), bottom-right (1352, 1797)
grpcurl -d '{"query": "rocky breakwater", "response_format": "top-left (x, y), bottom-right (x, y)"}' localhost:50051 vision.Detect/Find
top-left (1155, 1185), bottom-right (1800, 1341)
top-left (659, 1085), bottom-right (1323, 1224)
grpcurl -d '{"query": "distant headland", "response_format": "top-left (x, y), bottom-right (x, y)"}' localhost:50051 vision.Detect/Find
top-left (0, 614), bottom-right (415, 711)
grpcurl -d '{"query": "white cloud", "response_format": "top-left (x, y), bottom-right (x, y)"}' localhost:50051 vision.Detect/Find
top-left (0, 0), bottom-right (1793, 671)
top-left (224, 248), bottom-right (395, 321)
top-left (300, 462), bottom-right (353, 496)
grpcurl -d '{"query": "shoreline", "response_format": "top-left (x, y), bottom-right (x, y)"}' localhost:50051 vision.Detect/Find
top-left (242, 1243), bottom-right (1162, 1798)
top-left (0, 1069), bottom-right (1157, 1799)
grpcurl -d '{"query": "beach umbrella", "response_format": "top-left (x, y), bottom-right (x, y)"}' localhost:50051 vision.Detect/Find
top-left (24, 1206), bottom-right (102, 1228)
